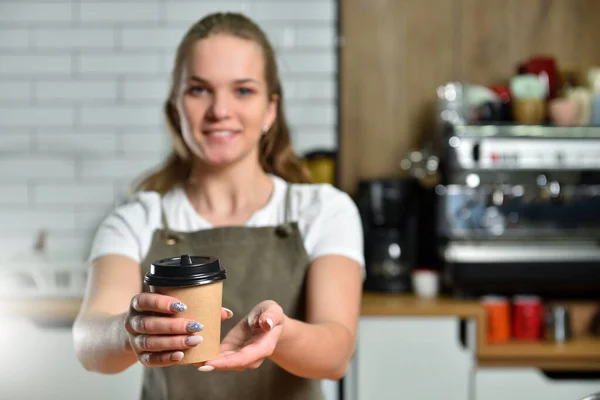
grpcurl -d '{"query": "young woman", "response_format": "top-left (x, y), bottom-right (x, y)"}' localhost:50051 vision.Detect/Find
top-left (73, 12), bottom-right (364, 400)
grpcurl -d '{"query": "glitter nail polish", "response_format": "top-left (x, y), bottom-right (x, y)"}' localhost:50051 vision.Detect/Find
top-left (186, 321), bottom-right (204, 333)
top-left (171, 302), bottom-right (187, 312)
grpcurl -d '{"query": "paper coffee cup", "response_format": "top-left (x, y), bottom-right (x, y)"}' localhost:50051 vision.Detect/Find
top-left (144, 254), bottom-right (227, 364)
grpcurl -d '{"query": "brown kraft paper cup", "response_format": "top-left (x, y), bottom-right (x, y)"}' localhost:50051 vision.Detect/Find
top-left (144, 255), bottom-right (227, 365)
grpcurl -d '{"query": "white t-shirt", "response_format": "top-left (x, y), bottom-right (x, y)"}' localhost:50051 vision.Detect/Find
top-left (88, 175), bottom-right (365, 274)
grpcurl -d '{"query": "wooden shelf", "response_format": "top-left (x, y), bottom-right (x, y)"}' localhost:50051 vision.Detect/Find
top-left (361, 292), bottom-right (484, 319)
top-left (478, 336), bottom-right (600, 370)
top-left (455, 124), bottom-right (600, 138)
top-left (480, 336), bottom-right (600, 360)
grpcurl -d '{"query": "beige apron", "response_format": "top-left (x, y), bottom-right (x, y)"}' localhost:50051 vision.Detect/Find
top-left (139, 184), bottom-right (324, 400)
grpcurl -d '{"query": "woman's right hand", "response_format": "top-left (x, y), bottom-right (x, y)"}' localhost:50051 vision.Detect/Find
top-left (124, 293), bottom-right (233, 367)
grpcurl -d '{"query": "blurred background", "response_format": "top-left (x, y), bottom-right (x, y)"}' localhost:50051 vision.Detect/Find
top-left (1, 0), bottom-right (600, 399)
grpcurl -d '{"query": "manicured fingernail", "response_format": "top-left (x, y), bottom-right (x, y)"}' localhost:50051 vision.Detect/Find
top-left (185, 335), bottom-right (203, 345)
top-left (198, 365), bottom-right (215, 372)
top-left (224, 308), bottom-right (234, 319)
top-left (186, 321), bottom-right (203, 333)
top-left (266, 317), bottom-right (274, 330)
top-left (140, 353), bottom-right (151, 365)
top-left (170, 351), bottom-right (184, 361)
top-left (171, 302), bottom-right (187, 312)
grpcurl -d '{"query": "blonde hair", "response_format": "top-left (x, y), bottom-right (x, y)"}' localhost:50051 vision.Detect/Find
top-left (134, 12), bottom-right (312, 194)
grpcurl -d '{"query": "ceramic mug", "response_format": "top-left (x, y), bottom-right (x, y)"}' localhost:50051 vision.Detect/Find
top-left (412, 269), bottom-right (439, 299)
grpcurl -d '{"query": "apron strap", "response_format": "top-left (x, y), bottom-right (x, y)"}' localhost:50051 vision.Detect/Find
top-left (160, 201), bottom-right (170, 231)
top-left (276, 182), bottom-right (294, 237)
top-left (160, 198), bottom-right (182, 246)
top-left (283, 182), bottom-right (292, 224)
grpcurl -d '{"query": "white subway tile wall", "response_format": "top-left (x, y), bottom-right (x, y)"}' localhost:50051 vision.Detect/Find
top-left (0, 0), bottom-right (338, 263)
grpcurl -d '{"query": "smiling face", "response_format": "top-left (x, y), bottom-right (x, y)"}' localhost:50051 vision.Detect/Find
top-left (175, 34), bottom-right (277, 168)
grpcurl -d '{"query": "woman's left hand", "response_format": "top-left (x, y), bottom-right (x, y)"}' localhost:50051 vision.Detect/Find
top-left (198, 300), bottom-right (285, 372)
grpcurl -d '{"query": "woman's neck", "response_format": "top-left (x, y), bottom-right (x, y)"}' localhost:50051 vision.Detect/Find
top-left (184, 159), bottom-right (274, 226)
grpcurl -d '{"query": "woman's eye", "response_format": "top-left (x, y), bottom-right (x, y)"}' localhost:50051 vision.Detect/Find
top-left (236, 87), bottom-right (253, 96)
top-left (188, 87), bottom-right (206, 95)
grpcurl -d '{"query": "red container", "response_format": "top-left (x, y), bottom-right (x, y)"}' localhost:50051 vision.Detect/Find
top-left (512, 296), bottom-right (543, 341)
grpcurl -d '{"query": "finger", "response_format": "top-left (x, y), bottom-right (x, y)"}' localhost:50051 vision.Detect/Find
top-left (196, 350), bottom-right (235, 369)
top-left (221, 307), bottom-right (234, 321)
top-left (247, 306), bottom-right (263, 329)
top-left (197, 361), bottom-right (243, 372)
top-left (132, 334), bottom-right (203, 352)
top-left (139, 351), bottom-right (184, 367)
top-left (248, 359), bottom-right (264, 369)
top-left (259, 315), bottom-right (275, 332)
top-left (257, 303), bottom-right (283, 332)
top-left (197, 350), bottom-right (246, 372)
top-left (205, 337), bottom-right (276, 370)
top-left (129, 315), bottom-right (204, 335)
top-left (204, 348), bottom-right (259, 370)
top-left (132, 293), bottom-right (187, 314)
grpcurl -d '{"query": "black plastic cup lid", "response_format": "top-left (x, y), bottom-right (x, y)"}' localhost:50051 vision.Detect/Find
top-left (144, 255), bottom-right (226, 288)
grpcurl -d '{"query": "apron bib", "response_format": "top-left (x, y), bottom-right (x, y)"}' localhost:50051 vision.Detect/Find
top-left (139, 184), bottom-right (324, 400)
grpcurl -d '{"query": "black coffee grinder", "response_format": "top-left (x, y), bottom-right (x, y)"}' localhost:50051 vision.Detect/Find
top-left (356, 178), bottom-right (419, 292)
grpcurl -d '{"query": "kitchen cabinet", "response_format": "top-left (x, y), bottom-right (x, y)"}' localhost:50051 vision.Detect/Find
top-left (0, 316), bottom-right (143, 400)
top-left (353, 316), bottom-right (475, 400)
top-left (475, 368), bottom-right (600, 400)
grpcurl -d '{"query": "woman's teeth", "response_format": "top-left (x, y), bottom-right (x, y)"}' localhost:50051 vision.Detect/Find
top-left (207, 131), bottom-right (233, 137)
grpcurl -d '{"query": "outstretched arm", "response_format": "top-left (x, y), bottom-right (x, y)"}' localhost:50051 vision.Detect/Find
top-left (269, 254), bottom-right (362, 380)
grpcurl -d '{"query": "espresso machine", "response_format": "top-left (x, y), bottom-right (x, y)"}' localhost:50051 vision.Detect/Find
top-left (432, 83), bottom-right (600, 299)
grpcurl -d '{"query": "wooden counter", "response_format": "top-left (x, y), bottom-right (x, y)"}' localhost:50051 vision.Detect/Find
top-left (361, 292), bottom-right (484, 318)
top-left (478, 336), bottom-right (600, 370)
top-left (362, 293), bottom-right (600, 371)
top-left (4, 294), bottom-right (600, 371)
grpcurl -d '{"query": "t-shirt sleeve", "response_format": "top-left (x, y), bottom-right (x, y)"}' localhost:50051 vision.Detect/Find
top-left (87, 192), bottom-right (160, 264)
top-left (307, 187), bottom-right (365, 269)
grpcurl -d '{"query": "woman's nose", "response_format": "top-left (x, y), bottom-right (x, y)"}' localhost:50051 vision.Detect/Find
top-left (207, 93), bottom-right (231, 120)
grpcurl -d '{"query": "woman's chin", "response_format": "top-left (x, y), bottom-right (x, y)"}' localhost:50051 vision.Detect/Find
top-left (192, 144), bottom-right (258, 170)
top-left (200, 153), bottom-right (243, 169)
